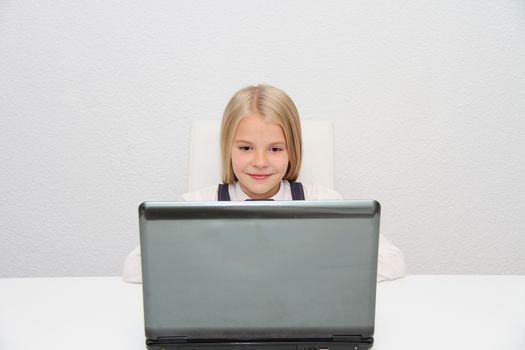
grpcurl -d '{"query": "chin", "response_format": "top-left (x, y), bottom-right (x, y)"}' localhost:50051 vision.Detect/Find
top-left (251, 185), bottom-right (280, 196)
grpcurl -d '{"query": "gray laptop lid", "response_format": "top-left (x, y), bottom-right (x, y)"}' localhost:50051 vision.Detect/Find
top-left (139, 200), bottom-right (379, 341)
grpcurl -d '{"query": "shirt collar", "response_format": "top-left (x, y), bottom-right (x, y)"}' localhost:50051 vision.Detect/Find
top-left (232, 181), bottom-right (286, 201)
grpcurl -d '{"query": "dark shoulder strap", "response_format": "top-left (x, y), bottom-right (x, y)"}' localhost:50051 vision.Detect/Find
top-left (289, 181), bottom-right (305, 200)
top-left (217, 184), bottom-right (231, 201)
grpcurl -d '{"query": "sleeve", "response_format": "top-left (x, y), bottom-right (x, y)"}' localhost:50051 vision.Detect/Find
top-left (122, 245), bottom-right (142, 283)
top-left (377, 234), bottom-right (407, 282)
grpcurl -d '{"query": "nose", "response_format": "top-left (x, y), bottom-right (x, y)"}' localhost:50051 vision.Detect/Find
top-left (252, 150), bottom-right (268, 168)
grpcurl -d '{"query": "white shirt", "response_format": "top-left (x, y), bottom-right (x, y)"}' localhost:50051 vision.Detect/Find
top-left (123, 181), bottom-right (407, 283)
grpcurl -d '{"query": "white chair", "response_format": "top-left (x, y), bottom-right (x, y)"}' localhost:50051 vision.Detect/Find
top-left (188, 120), bottom-right (334, 191)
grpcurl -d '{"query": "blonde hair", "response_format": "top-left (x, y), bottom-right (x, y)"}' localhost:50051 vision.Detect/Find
top-left (220, 84), bottom-right (302, 184)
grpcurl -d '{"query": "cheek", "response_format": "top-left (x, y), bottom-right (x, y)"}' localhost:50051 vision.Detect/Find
top-left (230, 150), bottom-right (246, 170)
top-left (276, 153), bottom-right (290, 171)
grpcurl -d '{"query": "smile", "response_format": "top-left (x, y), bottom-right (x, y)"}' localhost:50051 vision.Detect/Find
top-left (249, 174), bottom-right (271, 180)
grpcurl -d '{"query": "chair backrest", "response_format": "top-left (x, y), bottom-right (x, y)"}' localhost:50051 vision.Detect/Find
top-left (188, 120), bottom-right (334, 191)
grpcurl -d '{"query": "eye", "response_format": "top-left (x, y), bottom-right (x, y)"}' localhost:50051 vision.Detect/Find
top-left (270, 147), bottom-right (283, 152)
top-left (238, 146), bottom-right (251, 151)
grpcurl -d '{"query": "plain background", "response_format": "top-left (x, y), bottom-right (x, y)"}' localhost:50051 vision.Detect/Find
top-left (1, 0), bottom-right (524, 278)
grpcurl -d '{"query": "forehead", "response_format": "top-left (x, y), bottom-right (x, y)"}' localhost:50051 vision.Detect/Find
top-left (234, 114), bottom-right (286, 141)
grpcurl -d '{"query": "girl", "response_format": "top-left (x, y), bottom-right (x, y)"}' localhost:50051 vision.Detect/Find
top-left (123, 84), bottom-right (406, 283)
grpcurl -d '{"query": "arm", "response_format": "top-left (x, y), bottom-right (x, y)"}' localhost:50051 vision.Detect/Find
top-left (377, 234), bottom-right (407, 282)
top-left (122, 245), bottom-right (142, 283)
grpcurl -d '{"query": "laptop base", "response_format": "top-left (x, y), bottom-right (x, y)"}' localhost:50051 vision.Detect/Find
top-left (146, 339), bottom-right (374, 350)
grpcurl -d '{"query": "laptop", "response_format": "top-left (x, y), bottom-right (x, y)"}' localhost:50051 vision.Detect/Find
top-left (139, 200), bottom-right (380, 350)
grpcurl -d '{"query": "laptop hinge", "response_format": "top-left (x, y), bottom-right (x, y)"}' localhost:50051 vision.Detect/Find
top-left (155, 336), bottom-right (188, 344)
top-left (332, 335), bottom-right (373, 343)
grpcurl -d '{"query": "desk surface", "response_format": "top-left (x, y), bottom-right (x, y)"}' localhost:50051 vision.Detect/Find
top-left (1, 275), bottom-right (524, 350)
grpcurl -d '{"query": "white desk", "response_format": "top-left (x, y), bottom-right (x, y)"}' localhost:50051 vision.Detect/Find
top-left (1, 275), bottom-right (524, 350)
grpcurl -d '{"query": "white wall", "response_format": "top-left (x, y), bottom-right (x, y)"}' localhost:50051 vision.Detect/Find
top-left (1, 0), bottom-right (524, 278)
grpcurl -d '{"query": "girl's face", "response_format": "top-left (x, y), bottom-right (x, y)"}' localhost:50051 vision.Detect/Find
top-left (231, 114), bottom-right (289, 199)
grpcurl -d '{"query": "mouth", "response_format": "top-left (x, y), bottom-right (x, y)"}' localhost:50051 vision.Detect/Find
top-left (248, 174), bottom-right (272, 180)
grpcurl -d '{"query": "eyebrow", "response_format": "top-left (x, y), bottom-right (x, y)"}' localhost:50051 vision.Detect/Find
top-left (234, 139), bottom-right (286, 146)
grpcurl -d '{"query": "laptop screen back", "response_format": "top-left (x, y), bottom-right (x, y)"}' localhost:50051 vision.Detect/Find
top-left (140, 200), bottom-right (379, 340)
